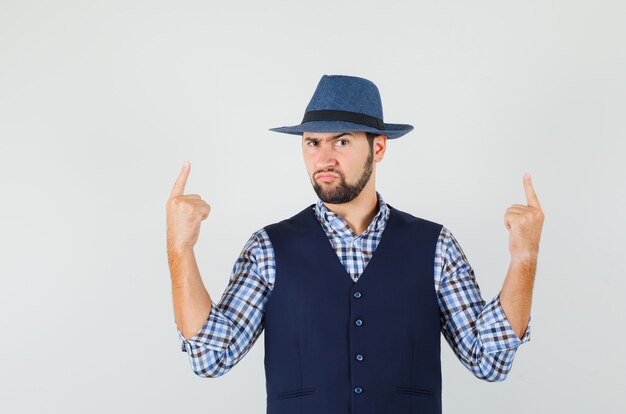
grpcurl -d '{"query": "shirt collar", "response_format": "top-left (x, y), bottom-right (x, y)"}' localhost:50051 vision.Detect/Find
top-left (314, 191), bottom-right (390, 239)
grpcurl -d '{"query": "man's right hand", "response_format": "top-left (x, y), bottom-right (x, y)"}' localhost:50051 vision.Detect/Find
top-left (166, 161), bottom-right (211, 253)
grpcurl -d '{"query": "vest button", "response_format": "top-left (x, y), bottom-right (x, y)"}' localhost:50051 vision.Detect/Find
top-left (355, 319), bottom-right (363, 326)
top-left (356, 354), bottom-right (364, 361)
top-left (354, 386), bottom-right (363, 394)
top-left (353, 291), bottom-right (362, 299)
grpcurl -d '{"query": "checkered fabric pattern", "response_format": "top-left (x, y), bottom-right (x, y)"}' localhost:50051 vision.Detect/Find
top-left (176, 191), bottom-right (531, 381)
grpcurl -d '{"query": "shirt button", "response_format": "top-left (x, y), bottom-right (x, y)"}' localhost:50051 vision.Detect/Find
top-left (354, 386), bottom-right (363, 394)
top-left (355, 319), bottom-right (363, 327)
top-left (356, 354), bottom-right (364, 361)
top-left (353, 291), bottom-right (362, 299)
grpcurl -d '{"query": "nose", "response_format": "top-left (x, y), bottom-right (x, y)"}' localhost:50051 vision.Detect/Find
top-left (314, 142), bottom-right (338, 172)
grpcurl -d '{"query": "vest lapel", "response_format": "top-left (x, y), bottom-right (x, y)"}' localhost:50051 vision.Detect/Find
top-left (306, 203), bottom-right (396, 286)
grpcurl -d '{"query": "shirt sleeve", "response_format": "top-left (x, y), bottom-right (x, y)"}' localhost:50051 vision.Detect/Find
top-left (436, 226), bottom-right (531, 382)
top-left (176, 228), bottom-right (274, 378)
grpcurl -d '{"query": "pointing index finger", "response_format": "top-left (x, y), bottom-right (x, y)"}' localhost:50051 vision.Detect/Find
top-left (523, 172), bottom-right (541, 209)
top-left (170, 161), bottom-right (190, 198)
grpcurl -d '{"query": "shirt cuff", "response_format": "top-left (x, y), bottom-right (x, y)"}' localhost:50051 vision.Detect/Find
top-left (177, 299), bottom-right (233, 354)
top-left (477, 291), bottom-right (531, 354)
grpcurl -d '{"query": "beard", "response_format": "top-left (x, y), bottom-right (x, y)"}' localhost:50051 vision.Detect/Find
top-left (310, 147), bottom-right (374, 204)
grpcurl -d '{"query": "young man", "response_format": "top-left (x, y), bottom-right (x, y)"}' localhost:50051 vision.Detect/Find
top-left (166, 74), bottom-right (544, 414)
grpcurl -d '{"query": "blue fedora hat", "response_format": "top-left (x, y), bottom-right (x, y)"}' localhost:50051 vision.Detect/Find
top-left (269, 74), bottom-right (414, 139)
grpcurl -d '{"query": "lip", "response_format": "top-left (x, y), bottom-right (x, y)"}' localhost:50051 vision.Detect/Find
top-left (316, 173), bottom-right (339, 181)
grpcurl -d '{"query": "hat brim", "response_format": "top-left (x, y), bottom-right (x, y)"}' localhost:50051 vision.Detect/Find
top-left (268, 120), bottom-right (413, 139)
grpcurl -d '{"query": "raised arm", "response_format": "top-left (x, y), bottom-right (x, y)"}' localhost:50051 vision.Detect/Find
top-left (500, 172), bottom-right (544, 339)
top-left (165, 161), bottom-right (272, 377)
top-left (166, 161), bottom-right (214, 339)
top-left (438, 173), bottom-right (543, 382)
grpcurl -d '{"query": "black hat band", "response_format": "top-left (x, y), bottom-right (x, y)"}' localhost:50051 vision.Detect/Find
top-left (301, 110), bottom-right (385, 130)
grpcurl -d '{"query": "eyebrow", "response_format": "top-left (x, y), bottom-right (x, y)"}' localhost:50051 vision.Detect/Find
top-left (303, 132), bottom-right (352, 143)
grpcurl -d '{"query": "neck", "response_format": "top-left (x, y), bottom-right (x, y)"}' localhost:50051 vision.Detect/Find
top-left (322, 184), bottom-right (379, 237)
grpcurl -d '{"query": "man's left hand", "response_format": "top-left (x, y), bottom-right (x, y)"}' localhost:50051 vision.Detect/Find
top-left (504, 173), bottom-right (545, 263)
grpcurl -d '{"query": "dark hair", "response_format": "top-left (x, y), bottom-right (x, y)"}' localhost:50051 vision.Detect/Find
top-left (365, 132), bottom-right (378, 150)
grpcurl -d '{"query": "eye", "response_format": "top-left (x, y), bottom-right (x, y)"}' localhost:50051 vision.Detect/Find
top-left (335, 139), bottom-right (349, 146)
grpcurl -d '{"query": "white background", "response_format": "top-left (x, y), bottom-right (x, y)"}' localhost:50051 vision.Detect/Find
top-left (1, 0), bottom-right (624, 412)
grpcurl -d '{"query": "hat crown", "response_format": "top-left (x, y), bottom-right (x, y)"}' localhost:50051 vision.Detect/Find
top-left (304, 75), bottom-right (384, 120)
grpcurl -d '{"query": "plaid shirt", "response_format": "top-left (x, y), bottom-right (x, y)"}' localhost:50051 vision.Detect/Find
top-left (177, 191), bottom-right (531, 381)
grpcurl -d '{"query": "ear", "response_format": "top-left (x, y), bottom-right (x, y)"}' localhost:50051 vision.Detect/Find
top-left (373, 135), bottom-right (387, 162)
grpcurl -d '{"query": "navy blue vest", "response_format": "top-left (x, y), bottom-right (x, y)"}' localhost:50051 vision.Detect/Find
top-left (262, 202), bottom-right (444, 414)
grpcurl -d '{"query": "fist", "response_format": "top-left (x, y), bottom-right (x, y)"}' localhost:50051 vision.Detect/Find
top-left (504, 173), bottom-right (545, 262)
top-left (166, 161), bottom-right (211, 253)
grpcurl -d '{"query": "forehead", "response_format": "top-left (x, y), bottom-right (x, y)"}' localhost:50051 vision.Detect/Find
top-left (302, 132), bottom-right (363, 141)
